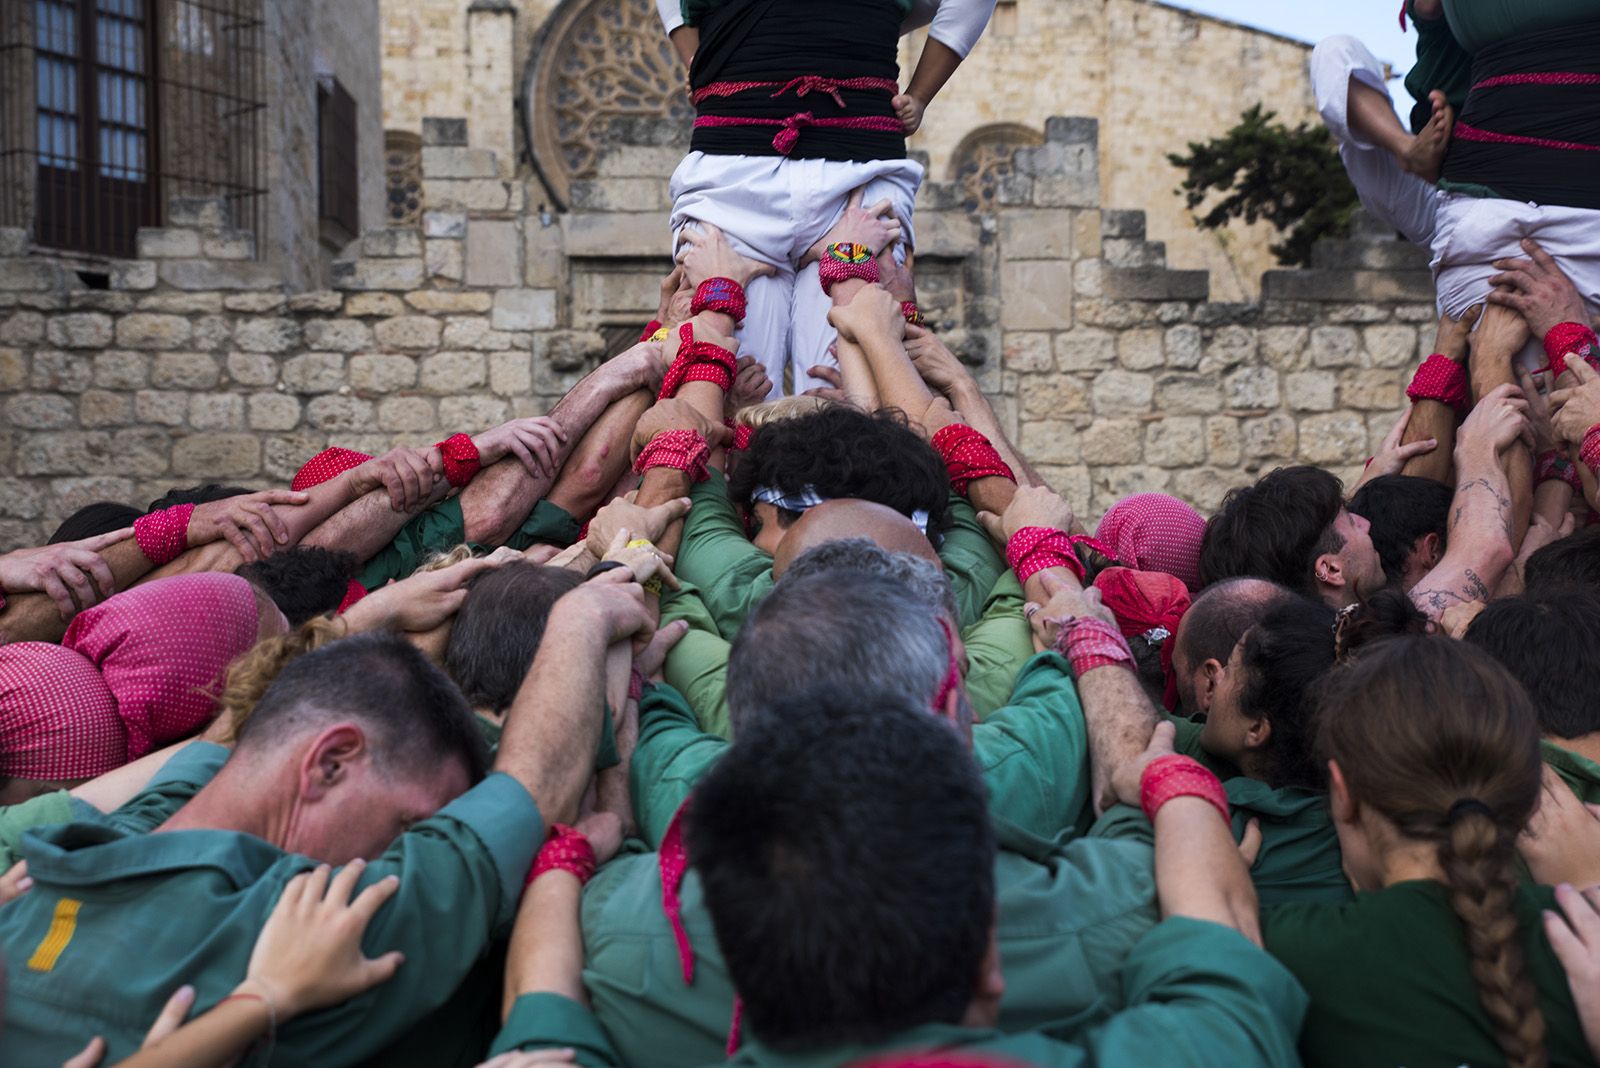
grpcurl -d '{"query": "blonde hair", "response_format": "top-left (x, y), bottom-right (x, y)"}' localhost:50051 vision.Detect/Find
top-left (215, 616), bottom-right (349, 743)
top-left (413, 543), bottom-right (476, 574)
top-left (734, 395), bottom-right (839, 431)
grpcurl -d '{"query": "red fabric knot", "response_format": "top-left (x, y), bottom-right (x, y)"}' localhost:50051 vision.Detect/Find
top-left (659, 799), bottom-right (696, 983)
top-left (1093, 567), bottom-right (1191, 711)
top-left (692, 75), bottom-right (898, 107)
top-left (1050, 616), bottom-right (1136, 678)
top-left (1406, 354), bottom-right (1470, 417)
top-left (1582, 425), bottom-right (1600, 475)
top-left (640, 319), bottom-right (664, 344)
top-left (634, 429), bottom-right (712, 484)
top-left (133, 504), bottom-right (195, 566)
top-left (659, 322), bottom-right (738, 400)
top-left (1140, 754), bottom-right (1230, 827)
top-left (773, 111), bottom-right (814, 154)
top-left (691, 277), bottom-right (748, 325)
top-left (435, 432), bottom-right (481, 488)
top-left (291, 447), bottom-right (374, 492)
top-left (930, 424), bottom-right (1015, 496)
top-left (335, 579), bottom-right (367, 615)
top-left (1545, 322), bottom-right (1600, 379)
top-left (1005, 526), bottom-right (1086, 585)
top-left (773, 75), bottom-right (847, 108)
top-left (527, 823), bottom-right (597, 888)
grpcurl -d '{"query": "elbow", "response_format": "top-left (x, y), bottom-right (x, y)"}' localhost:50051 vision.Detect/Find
top-left (463, 500), bottom-right (522, 548)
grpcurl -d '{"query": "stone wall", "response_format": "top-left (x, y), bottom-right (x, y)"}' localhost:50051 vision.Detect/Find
top-left (0, 114), bottom-right (1433, 552)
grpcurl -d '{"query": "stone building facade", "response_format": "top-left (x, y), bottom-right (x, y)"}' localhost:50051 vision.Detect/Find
top-left (0, 108), bottom-right (1434, 552)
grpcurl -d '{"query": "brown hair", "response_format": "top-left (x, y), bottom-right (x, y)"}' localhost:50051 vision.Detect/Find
top-left (1317, 636), bottom-right (1546, 1068)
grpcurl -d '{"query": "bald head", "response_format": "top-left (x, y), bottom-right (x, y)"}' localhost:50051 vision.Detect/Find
top-left (1172, 577), bottom-right (1296, 714)
top-left (772, 499), bottom-right (941, 579)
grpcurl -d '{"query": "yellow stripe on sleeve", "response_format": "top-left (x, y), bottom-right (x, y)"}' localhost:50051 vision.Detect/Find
top-left (26, 898), bottom-right (81, 972)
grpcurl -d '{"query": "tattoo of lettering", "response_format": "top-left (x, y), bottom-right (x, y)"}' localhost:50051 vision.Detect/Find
top-left (1453, 477), bottom-right (1515, 542)
top-left (1412, 568), bottom-right (1492, 618)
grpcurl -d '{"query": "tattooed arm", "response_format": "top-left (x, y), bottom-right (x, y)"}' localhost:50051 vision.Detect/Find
top-left (1409, 383), bottom-right (1528, 620)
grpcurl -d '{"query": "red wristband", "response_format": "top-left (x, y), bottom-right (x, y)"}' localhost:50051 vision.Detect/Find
top-left (1582, 425), bottom-right (1600, 475)
top-left (336, 579), bottom-right (367, 615)
top-left (1006, 527), bottom-right (1087, 585)
top-left (1406, 354), bottom-right (1470, 417)
top-left (1051, 616), bottom-right (1135, 677)
top-left (724, 420), bottom-right (755, 452)
top-left (640, 319), bottom-right (663, 344)
top-left (1544, 322), bottom-right (1600, 379)
top-left (436, 432), bottom-right (482, 488)
top-left (1535, 449), bottom-right (1583, 492)
top-left (291, 446), bottom-right (375, 492)
top-left (690, 277), bottom-right (747, 325)
top-left (133, 504), bottom-right (195, 566)
top-left (634, 429), bottom-right (712, 483)
top-left (901, 301), bottom-right (924, 326)
top-left (1140, 754), bottom-right (1230, 827)
top-left (527, 823), bottom-right (597, 887)
top-left (931, 424), bottom-right (1016, 496)
top-left (819, 242), bottom-right (880, 296)
top-left (659, 322), bottom-right (738, 400)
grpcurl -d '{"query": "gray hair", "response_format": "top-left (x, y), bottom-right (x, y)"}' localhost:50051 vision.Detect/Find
top-left (726, 570), bottom-right (950, 735)
top-left (779, 539), bottom-right (958, 621)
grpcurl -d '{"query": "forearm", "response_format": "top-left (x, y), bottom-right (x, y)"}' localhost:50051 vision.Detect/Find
top-left (1077, 664), bottom-right (1161, 815)
top-left (905, 37), bottom-right (962, 107)
top-left (504, 872), bottom-right (588, 1018)
top-left (0, 538), bottom-right (154, 643)
top-left (1450, 445), bottom-right (1518, 569)
top-left (69, 740), bottom-right (197, 812)
top-left (953, 382), bottom-right (1045, 488)
top-left (547, 389), bottom-right (654, 521)
top-left (668, 26), bottom-right (697, 67)
top-left (114, 998), bottom-right (272, 1068)
top-left (1398, 401), bottom-right (1457, 486)
top-left (303, 490), bottom-right (423, 560)
top-left (1154, 797), bottom-right (1249, 928)
top-left (859, 328), bottom-right (935, 427)
top-left (834, 336), bottom-right (881, 409)
top-left (461, 458), bottom-right (558, 546)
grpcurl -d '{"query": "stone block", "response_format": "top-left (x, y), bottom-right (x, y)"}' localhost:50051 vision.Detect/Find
top-left (1363, 325), bottom-right (1418, 369)
top-left (172, 434), bottom-right (260, 477)
top-left (362, 230), bottom-right (424, 258)
top-left (1164, 325), bottom-right (1202, 369)
top-left (1200, 325), bottom-right (1259, 374)
top-left (137, 292), bottom-right (221, 314)
top-left (1259, 326), bottom-right (1310, 370)
top-left (1340, 368), bottom-right (1405, 411)
top-left (1032, 170), bottom-right (1100, 209)
top-left (331, 258), bottom-right (427, 292)
top-left (47, 313), bottom-right (114, 349)
top-left (69, 291), bottom-right (133, 313)
top-left (151, 352), bottom-right (220, 390)
top-left (1285, 371), bottom-right (1337, 412)
top-left (594, 144), bottom-right (685, 178)
top-left (1310, 239), bottom-right (1431, 271)
top-left (248, 393), bottom-right (302, 431)
top-left (280, 353), bottom-right (346, 394)
top-left (191, 315), bottom-right (232, 351)
top-left (492, 289), bottom-right (556, 331)
top-left (1145, 417), bottom-right (1205, 467)
top-left (425, 239), bottom-right (464, 281)
top-left (1299, 412), bottom-right (1369, 465)
top-left (570, 178), bottom-right (668, 213)
top-left (1261, 269), bottom-right (1435, 304)
top-left (1091, 369), bottom-right (1153, 414)
top-left (1101, 210), bottom-right (1146, 240)
top-left (1155, 373), bottom-right (1222, 414)
top-left (423, 212), bottom-right (467, 239)
top-left (1080, 419), bottom-right (1144, 464)
top-left (1205, 416), bottom-right (1242, 466)
top-left (1309, 326), bottom-right (1360, 369)
top-left (156, 260), bottom-right (280, 291)
top-left (377, 396), bottom-right (438, 432)
top-left (421, 352), bottom-right (487, 392)
top-left (1116, 328), bottom-right (1164, 370)
top-left (263, 432), bottom-right (331, 481)
top-left (102, 430), bottom-right (166, 475)
top-left (1020, 376), bottom-right (1088, 419)
top-left (422, 146), bottom-right (500, 179)
top-left (233, 317), bottom-right (302, 355)
top-left (116, 313), bottom-right (191, 350)
top-left (134, 390), bottom-right (189, 426)
top-left (0, 260), bottom-right (69, 290)
top-left (542, 331), bottom-right (605, 370)
top-left (287, 291), bottom-right (344, 313)
top-left (108, 261), bottom-right (157, 291)
top-left (372, 315), bottom-right (443, 351)
top-left (1242, 413), bottom-right (1297, 459)
top-left (135, 228), bottom-right (201, 258)
top-left (15, 432), bottom-right (113, 476)
top-left (0, 348), bottom-right (25, 390)
top-left (6, 393), bottom-right (76, 429)
top-left (0, 311), bottom-right (45, 345)
top-left (1053, 328), bottom-right (1113, 372)
top-left (201, 230), bottom-right (255, 260)
top-left (306, 396), bottom-right (376, 432)
top-left (0, 228), bottom-right (28, 256)
top-left (426, 179), bottom-right (512, 213)
top-left (523, 219), bottom-right (566, 288)
top-left (913, 212), bottom-right (984, 258)
top-left (1102, 267), bottom-right (1209, 302)
top-left (344, 293), bottom-right (406, 317)
top-left (561, 213), bottom-right (666, 258)
top-left (350, 355), bottom-right (419, 392)
top-left (1002, 333), bottom-right (1053, 373)
top-left (1000, 260), bottom-right (1072, 330)
top-left (168, 197), bottom-right (230, 227)
top-left (223, 293), bottom-right (286, 314)
top-left (189, 392), bottom-right (245, 430)
top-left (0, 479), bottom-right (44, 519)
top-left (442, 318), bottom-right (513, 351)
top-left (1103, 239), bottom-right (1167, 269)
top-left (465, 220), bottom-right (522, 287)
top-left (1224, 366), bottom-right (1279, 409)
top-left (1171, 467), bottom-right (1236, 513)
top-left (30, 351), bottom-right (91, 392)
top-left (226, 352), bottom-right (278, 388)
top-left (304, 318), bottom-right (375, 353)
top-left (422, 117), bottom-right (468, 146)
top-left (489, 352), bottom-right (532, 395)
top-left (405, 290), bottom-right (492, 314)
top-left (998, 209), bottom-right (1071, 261)
top-left (439, 394), bottom-right (509, 428)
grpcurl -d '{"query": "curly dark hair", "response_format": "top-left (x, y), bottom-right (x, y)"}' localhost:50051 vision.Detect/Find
top-left (236, 547), bottom-right (361, 626)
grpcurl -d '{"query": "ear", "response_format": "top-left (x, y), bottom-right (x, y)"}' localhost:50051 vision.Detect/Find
top-left (1314, 552), bottom-right (1346, 590)
top-left (1242, 712), bottom-right (1272, 752)
top-left (1328, 760), bottom-right (1359, 826)
top-left (1197, 658), bottom-right (1225, 711)
top-left (298, 723), bottom-right (368, 803)
top-left (959, 923), bottom-right (1006, 1030)
top-left (1418, 531), bottom-right (1443, 569)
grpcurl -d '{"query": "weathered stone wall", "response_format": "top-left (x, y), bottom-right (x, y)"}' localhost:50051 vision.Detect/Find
top-left (0, 115), bottom-right (1431, 552)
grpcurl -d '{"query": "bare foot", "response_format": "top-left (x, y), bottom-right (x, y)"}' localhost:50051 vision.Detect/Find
top-left (1401, 91), bottom-right (1453, 183)
top-left (1433, 303), bottom-right (1483, 363)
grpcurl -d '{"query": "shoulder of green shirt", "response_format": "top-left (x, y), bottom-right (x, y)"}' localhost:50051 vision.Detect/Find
top-left (632, 683), bottom-right (728, 847)
top-left (1542, 739), bottom-right (1600, 804)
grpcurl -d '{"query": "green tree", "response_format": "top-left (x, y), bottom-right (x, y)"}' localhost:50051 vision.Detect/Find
top-left (1168, 104), bottom-right (1359, 268)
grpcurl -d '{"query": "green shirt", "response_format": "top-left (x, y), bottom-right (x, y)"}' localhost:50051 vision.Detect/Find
top-left (0, 756), bottom-right (539, 1067)
top-left (1404, 0), bottom-right (1473, 133)
top-left (660, 571), bottom-right (1036, 741)
top-left (496, 916), bottom-right (1303, 1068)
top-left (632, 654), bottom-right (1090, 848)
top-left (569, 813), bottom-right (1160, 1068)
top-left (1264, 879), bottom-right (1592, 1068)
top-left (674, 471), bottom-right (1007, 640)
top-left (358, 496), bottom-right (578, 589)
top-left (1543, 739), bottom-right (1600, 804)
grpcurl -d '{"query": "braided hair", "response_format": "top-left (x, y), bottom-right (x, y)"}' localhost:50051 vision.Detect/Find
top-left (1316, 637), bottom-right (1546, 1068)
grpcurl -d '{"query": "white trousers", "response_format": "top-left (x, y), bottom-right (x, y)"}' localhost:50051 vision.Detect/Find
top-left (669, 152), bottom-right (924, 397)
top-left (1310, 35), bottom-right (1439, 246)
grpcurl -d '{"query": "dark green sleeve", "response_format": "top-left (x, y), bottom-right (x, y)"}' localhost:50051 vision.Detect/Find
top-left (939, 495), bottom-right (1008, 629)
top-left (502, 499), bottom-right (579, 552)
top-left (357, 497), bottom-right (469, 589)
top-left (973, 652), bottom-right (1090, 840)
top-left (0, 792), bottom-right (74, 871)
top-left (490, 993), bottom-right (621, 1066)
top-left (961, 571), bottom-right (1035, 721)
top-left (108, 741), bottom-right (230, 835)
top-left (659, 581), bottom-right (734, 739)
top-left (673, 469), bottom-right (773, 639)
top-left (631, 683), bottom-right (729, 848)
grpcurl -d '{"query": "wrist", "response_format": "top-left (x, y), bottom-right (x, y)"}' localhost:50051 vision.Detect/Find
top-left (229, 975), bottom-right (287, 1025)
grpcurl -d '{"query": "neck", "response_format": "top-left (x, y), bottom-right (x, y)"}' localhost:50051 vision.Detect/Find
top-left (157, 769), bottom-right (287, 848)
top-left (1377, 838), bottom-right (1446, 888)
top-left (1548, 731), bottom-right (1600, 766)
